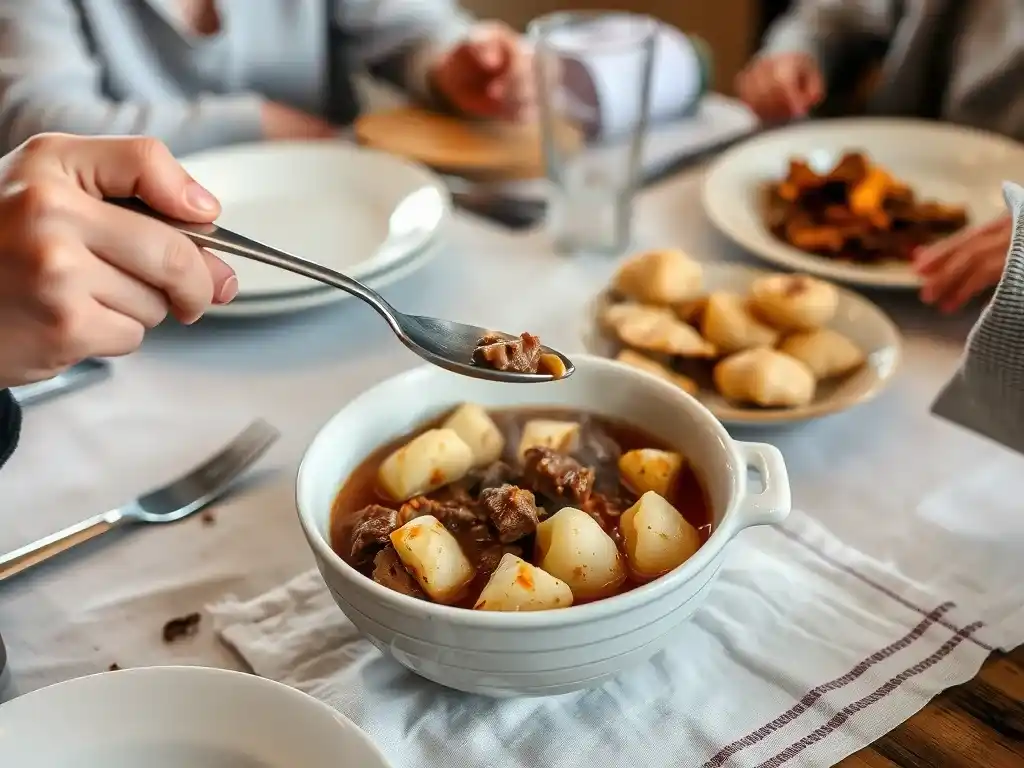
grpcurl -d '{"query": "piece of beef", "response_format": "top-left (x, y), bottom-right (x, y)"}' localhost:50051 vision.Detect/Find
top-left (473, 332), bottom-right (542, 374)
top-left (476, 544), bottom-right (524, 580)
top-left (349, 504), bottom-right (399, 566)
top-left (471, 460), bottom-right (519, 493)
top-left (573, 423), bottom-right (622, 495)
top-left (398, 495), bottom-right (482, 532)
top-left (522, 447), bottom-right (594, 505)
top-left (372, 547), bottom-right (426, 599)
top-left (583, 490), bottom-right (629, 520)
top-left (479, 484), bottom-right (541, 543)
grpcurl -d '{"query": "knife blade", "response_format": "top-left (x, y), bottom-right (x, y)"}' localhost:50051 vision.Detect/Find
top-left (447, 127), bottom-right (762, 230)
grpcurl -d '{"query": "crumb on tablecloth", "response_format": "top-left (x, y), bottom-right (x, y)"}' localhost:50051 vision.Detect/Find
top-left (162, 612), bottom-right (202, 643)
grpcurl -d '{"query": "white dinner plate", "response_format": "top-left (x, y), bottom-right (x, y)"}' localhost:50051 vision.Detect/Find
top-left (701, 118), bottom-right (1024, 289)
top-left (181, 141), bottom-right (451, 299)
top-left (203, 236), bottom-right (440, 319)
top-left (0, 666), bottom-right (391, 767)
top-left (583, 263), bottom-right (902, 427)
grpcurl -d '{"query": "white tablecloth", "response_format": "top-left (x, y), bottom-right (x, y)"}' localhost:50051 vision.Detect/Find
top-left (2, 137), bottom-right (1023, 701)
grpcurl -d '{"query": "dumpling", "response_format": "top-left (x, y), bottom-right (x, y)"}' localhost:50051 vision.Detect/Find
top-left (612, 248), bottom-right (703, 305)
top-left (700, 292), bottom-right (780, 354)
top-left (603, 303), bottom-right (716, 358)
top-left (390, 515), bottom-right (475, 604)
top-left (673, 295), bottom-right (708, 326)
top-left (618, 448), bottom-right (686, 497)
top-left (442, 403), bottom-right (505, 467)
top-left (619, 491), bottom-right (701, 581)
top-left (779, 328), bottom-right (866, 379)
top-left (615, 350), bottom-right (698, 395)
top-left (748, 274), bottom-right (839, 331)
top-left (518, 419), bottom-right (580, 461)
top-left (713, 347), bottom-right (816, 407)
top-left (473, 554), bottom-right (574, 611)
top-left (535, 507), bottom-right (627, 600)
top-left (377, 428), bottom-right (474, 502)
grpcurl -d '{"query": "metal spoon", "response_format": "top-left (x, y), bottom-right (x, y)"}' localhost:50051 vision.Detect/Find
top-left (109, 198), bottom-right (574, 383)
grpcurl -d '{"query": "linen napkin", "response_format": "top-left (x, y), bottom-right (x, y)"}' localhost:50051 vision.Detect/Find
top-left (209, 508), bottom-right (1019, 768)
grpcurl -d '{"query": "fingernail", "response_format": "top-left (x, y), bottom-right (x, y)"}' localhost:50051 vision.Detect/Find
top-left (186, 180), bottom-right (219, 213)
top-left (217, 275), bottom-right (239, 303)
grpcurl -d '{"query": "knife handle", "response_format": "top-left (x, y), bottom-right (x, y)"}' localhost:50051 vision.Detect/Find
top-left (11, 359), bottom-right (111, 407)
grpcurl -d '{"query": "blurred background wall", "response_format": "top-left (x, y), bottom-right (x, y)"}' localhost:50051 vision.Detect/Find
top-left (461, 0), bottom-right (794, 94)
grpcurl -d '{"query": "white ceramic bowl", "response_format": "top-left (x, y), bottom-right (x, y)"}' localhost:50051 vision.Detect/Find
top-left (296, 354), bottom-right (791, 697)
top-left (0, 666), bottom-right (391, 767)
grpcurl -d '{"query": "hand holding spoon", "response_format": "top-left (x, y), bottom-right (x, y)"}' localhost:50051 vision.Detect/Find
top-left (109, 198), bottom-right (573, 383)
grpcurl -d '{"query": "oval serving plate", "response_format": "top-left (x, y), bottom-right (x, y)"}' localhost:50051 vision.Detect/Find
top-left (583, 262), bottom-right (902, 427)
top-left (701, 118), bottom-right (1024, 289)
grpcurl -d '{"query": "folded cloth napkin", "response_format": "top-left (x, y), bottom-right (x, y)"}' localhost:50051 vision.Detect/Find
top-left (209, 508), bottom-right (1017, 768)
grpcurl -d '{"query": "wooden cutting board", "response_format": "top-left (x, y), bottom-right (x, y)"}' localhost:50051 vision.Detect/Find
top-left (354, 107), bottom-right (582, 180)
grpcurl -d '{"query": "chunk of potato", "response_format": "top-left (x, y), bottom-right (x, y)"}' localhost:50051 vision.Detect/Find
top-left (390, 515), bottom-right (475, 604)
top-left (473, 554), bottom-right (574, 612)
top-left (619, 491), bottom-right (701, 581)
top-left (535, 507), bottom-right (626, 600)
top-left (377, 428), bottom-right (474, 502)
top-left (517, 419), bottom-right (580, 461)
top-left (442, 403), bottom-right (505, 468)
top-left (618, 448), bottom-right (685, 497)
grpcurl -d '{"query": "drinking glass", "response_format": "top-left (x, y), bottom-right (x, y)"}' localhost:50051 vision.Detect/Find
top-left (530, 11), bottom-right (657, 255)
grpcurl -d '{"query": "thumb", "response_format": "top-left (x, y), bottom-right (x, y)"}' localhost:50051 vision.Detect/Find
top-left (57, 135), bottom-right (220, 223)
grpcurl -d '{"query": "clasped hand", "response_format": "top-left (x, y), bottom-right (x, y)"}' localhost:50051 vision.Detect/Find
top-left (0, 134), bottom-right (236, 389)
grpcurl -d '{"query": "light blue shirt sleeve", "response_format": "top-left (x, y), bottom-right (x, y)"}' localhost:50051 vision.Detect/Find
top-left (0, 0), bottom-right (266, 155)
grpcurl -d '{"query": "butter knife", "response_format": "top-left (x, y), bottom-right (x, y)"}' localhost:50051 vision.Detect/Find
top-left (453, 127), bottom-right (762, 230)
top-left (11, 359), bottom-right (111, 407)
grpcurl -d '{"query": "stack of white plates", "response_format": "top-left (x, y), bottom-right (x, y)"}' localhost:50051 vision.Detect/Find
top-left (181, 141), bottom-right (451, 318)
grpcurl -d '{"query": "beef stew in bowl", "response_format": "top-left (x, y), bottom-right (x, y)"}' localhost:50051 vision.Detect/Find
top-left (296, 354), bottom-right (791, 696)
top-left (330, 407), bottom-right (712, 611)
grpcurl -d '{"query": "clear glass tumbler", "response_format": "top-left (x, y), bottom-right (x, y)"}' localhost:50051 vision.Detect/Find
top-left (530, 12), bottom-right (657, 255)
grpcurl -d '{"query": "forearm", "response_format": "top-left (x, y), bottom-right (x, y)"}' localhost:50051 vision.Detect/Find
top-left (0, 389), bottom-right (22, 471)
top-left (1, 92), bottom-right (265, 157)
top-left (955, 183), bottom-right (1024, 432)
top-left (0, 0), bottom-right (266, 155)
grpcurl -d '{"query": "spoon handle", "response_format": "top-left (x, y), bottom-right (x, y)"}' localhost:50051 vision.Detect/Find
top-left (106, 197), bottom-right (400, 325)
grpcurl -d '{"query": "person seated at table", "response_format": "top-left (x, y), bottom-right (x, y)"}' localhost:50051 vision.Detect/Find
top-left (0, 133), bottom-right (237, 469)
top-left (734, 0), bottom-right (1024, 313)
top-left (0, 0), bottom-right (533, 157)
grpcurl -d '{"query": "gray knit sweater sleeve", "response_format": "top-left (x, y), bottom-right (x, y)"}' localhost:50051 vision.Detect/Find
top-left (932, 183), bottom-right (1024, 450)
top-left (761, 0), bottom-right (899, 71)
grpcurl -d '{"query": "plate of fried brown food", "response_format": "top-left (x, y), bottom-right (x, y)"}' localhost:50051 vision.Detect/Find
top-left (584, 249), bottom-right (902, 426)
top-left (702, 118), bottom-right (1024, 288)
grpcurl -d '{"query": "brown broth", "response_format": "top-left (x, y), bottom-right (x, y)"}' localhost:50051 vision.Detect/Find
top-left (330, 408), bottom-right (713, 608)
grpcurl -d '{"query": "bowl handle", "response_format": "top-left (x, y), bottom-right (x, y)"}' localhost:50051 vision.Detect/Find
top-left (735, 441), bottom-right (792, 529)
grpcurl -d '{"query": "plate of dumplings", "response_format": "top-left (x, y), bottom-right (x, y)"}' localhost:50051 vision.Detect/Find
top-left (585, 249), bottom-right (902, 426)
